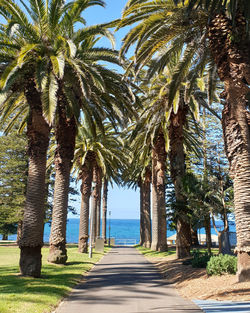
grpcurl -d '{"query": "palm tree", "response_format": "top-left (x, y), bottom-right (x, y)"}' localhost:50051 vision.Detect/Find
top-left (122, 0), bottom-right (250, 281)
top-left (142, 166), bottom-right (152, 248)
top-left (132, 65), bottom-right (204, 255)
top-left (0, 0), bottom-right (56, 277)
top-left (0, 0), bottom-right (136, 271)
top-left (119, 0), bottom-right (226, 258)
top-left (46, 11), bottom-right (137, 263)
top-left (74, 121), bottom-right (126, 252)
top-left (123, 152), bottom-right (152, 248)
top-left (179, 0), bottom-right (250, 283)
top-left (101, 177), bottom-right (108, 242)
top-left (119, 2), bottom-right (199, 255)
top-left (127, 85), bottom-right (168, 251)
top-left (77, 151), bottom-right (95, 253)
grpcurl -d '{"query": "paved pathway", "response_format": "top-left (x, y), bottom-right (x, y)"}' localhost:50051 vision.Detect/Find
top-left (56, 246), bottom-right (202, 313)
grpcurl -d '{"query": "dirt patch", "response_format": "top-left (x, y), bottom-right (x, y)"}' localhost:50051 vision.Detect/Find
top-left (147, 256), bottom-right (250, 301)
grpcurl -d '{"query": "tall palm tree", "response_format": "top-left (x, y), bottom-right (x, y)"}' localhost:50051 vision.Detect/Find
top-left (142, 166), bottom-right (152, 248)
top-left (0, 0), bottom-right (135, 272)
top-left (77, 150), bottom-right (95, 253)
top-left (177, 0), bottom-right (250, 282)
top-left (47, 13), bottom-right (137, 263)
top-left (74, 121), bottom-right (126, 252)
top-left (0, 0), bottom-right (57, 277)
top-left (131, 66), bottom-right (203, 256)
top-left (102, 177), bottom-right (108, 242)
top-left (119, 0), bottom-right (222, 257)
top-left (123, 152), bottom-right (152, 248)
top-left (128, 90), bottom-right (168, 251)
top-left (122, 0), bottom-right (250, 281)
top-left (0, 0), bottom-right (114, 275)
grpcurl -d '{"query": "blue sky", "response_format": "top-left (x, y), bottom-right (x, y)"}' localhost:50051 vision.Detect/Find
top-left (71, 0), bottom-right (140, 219)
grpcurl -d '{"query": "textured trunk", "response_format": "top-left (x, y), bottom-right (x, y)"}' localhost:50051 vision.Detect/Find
top-left (91, 161), bottom-right (99, 243)
top-left (19, 84), bottom-right (50, 277)
top-left (151, 131), bottom-right (167, 251)
top-left (143, 167), bottom-right (151, 248)
top-left (139, 179), bottom-right (145, 246)
top-left (2, 234), bottom-right (8, 240)
top-left (204, 214), bottom-right (212, 253)
top-left (96, 172), bottom-right (102, 239)
top-left (191, 228), bottom-right (199, 246)
top-left (208, 12), bottom-right (250, 281)
top-left (202, 108), bottom-right (211, 253)
top-left (17, 220), bottom-right (23, 243)
top-left (78, 152), bottom-right (94, 253)
top-left (169, 103), bottom-right (191, 259)
top-left (102, 178), bottom-right (108, 242)
top-left (48, 105), bottom-right (76, 264)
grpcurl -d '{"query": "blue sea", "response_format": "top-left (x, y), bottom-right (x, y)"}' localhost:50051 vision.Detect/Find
top-left (1, 218), bottom-right (236, 244)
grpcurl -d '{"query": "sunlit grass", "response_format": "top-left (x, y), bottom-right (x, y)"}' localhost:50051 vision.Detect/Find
top-left (136, 245), bottom-right (220, 258)
top-left (136, 245), bottom-right (176, 257)
top-left (0, 244), bottom-right (110, 313)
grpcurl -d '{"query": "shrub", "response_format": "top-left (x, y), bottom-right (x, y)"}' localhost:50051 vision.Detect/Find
top-left (206, 254), bottom-right (237, 276)
top-left (191, 250), bottom-right (211, 268)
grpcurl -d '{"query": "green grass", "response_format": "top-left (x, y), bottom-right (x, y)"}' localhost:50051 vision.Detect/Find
top-left (136, 245), bottom-right (176, 257)
top-left (191, 247), bottom-right (219, 255)
top-left (0, 240), bottom-right (16, 245)
top-left (136, 245), bottom-right (220, 258)
top-left (0, 245), bottom-right (110, 313)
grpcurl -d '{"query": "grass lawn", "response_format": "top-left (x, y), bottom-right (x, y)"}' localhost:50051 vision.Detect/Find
top-left (136, 245), bottom-right (219, 258)
top-left (136, 245), bottom-right (176, 257)
top-left (0, 244), bottom-right (110, 313)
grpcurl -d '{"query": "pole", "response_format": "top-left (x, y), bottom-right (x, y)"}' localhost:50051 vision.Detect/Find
top-left (108, 210), bottom-right (111, 246)
top-left (89, 182), bottom-right (96, 258)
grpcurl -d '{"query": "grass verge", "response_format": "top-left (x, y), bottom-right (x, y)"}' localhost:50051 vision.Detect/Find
top-left (136, 245), bottom-right (219, 258)
top-left (136, 245), bottom-right (176, 258)
top-left (0, 244), bottom-right (110, 313)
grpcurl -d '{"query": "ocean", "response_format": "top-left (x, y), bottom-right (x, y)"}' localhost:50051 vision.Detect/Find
top-left (1, 218), bottom-right (236, 244)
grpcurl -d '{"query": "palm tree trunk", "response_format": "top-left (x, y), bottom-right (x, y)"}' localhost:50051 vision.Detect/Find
top-left (169, 103), bottom-right (191, 259)
top-left (102, 178), bottom-right (108, 242)
top-left (208, 12), bottom-right (250, 281)
top-left (202, 108), bottom-right (211, 253)
top-left (139, 178), bottom-right (145, 246)
top-left (94, 165), bottom-right (102, 239)
top-left (48, 106), bottom-right (76, 264)
top-left (91, 161), bottom-right (99, 243)
top-left (204, 213), bottom-right (212, 254)
top-left (78, 153), bottom-right (94, 253)
top-left (151, 131), bottom-right (167, 251)
top-left (143, 167), bottom-right (151, 248)
top-left (191, 227), bottom-right (199, 246)
top-left (96, 176), bottom-right (102, 239)
top-left (19, 85), bottom-right (50, 277)
top-left (17, 220), bottom-right (23, 243)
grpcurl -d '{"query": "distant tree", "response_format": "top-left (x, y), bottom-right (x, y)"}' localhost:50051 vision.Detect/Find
top-left (0, 132), bottom-right (27, 240)
top-left (74, 122), bottom-right (125, 253)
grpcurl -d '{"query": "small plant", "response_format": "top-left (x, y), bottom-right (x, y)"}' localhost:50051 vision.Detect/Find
top-left (191, 250), bottom-right (211, 268)
top-left (206, 254), bottom-right (237, 276)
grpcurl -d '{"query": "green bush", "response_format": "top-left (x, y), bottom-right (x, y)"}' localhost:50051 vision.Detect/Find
top-left (191, 250), bottom-right (211, 268)
top-left (206, 254), bottom-right (237, 276)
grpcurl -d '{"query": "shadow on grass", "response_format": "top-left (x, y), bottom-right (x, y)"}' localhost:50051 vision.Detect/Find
top-left (136, 245), bottom-right (176, 258)
top-left (66, 261), bottom-right (94, 266)
top-left (0, 267), bottom-right (88, 303)
top-left (0, 246), bottom-right (105, 313)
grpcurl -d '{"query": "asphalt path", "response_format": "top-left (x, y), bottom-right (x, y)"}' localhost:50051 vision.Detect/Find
top-left (56, 246), bottom-right (202, 313)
